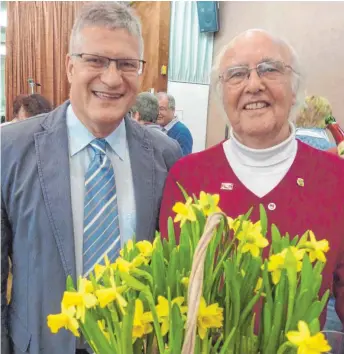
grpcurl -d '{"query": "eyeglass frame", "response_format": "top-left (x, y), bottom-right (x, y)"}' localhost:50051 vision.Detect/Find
top-left (71, 53), bottom-right (146, 76)
top-left (218, 60), bottom-right (299, 85)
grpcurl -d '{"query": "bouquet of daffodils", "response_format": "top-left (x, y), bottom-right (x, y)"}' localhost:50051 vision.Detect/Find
top-left (47, 189), bottom-right (332, 354)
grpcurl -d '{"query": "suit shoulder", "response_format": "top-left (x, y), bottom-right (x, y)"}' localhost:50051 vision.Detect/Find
top-left (1, 113), bottom-right (48, 151)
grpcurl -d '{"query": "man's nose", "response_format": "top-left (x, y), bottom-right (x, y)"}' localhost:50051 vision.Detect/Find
top-left (100, 61), bottom-right (124, 87)
top-left (244, 69), bottom-right (265, 94)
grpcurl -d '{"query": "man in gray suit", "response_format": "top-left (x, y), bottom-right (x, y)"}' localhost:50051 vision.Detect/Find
top-left (1, 2), bottom-right (181, 354)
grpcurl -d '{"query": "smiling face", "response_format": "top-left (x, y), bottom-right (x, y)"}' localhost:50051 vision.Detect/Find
top-left (66, 26), bottom-right (141, 137)
top-left (219, 31), bottom-right (296, 148)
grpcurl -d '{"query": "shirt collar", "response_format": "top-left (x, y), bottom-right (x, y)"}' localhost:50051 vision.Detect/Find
top-left (66, 104), bottom-right (127, 160)
top-left (164, 117), bottom-right (179, 131)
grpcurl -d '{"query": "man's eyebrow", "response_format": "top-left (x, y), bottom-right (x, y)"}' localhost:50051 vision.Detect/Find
top-left (258, 57), bottom-right (276, 64)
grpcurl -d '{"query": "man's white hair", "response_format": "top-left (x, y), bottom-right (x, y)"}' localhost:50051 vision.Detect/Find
top-left (69, 1), bottom-right (144, 59)
top-left (211, 29), bottom-right (304, 122)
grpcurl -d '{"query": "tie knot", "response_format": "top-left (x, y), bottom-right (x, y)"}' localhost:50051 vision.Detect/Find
top-left (90, 139), bottom-right (107, 155)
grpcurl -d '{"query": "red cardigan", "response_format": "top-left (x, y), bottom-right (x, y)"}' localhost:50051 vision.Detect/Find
top-left (159, 140), bottom-right (344, 327)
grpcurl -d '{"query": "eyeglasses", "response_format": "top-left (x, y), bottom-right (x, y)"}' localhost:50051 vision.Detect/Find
top-left (219, 60), bottom-right (298, 86)
top-left (71, 53), bottom-right (146, 75)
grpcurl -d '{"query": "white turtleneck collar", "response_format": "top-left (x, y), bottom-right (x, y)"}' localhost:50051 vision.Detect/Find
top-left (223, 122), bottom-right (298, 197)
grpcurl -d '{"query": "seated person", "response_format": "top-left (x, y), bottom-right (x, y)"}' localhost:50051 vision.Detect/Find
top-left (12, 93), bottom-right (53, 121)
top-left (295, 95), bottom-right (336, 150)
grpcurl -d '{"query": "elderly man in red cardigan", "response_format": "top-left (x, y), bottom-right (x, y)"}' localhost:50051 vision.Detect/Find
top-left (159, 29), bottom-right (344, 330)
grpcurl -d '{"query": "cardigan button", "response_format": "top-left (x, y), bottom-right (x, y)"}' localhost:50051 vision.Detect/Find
top-left (268, 203), bottom-right (276, 211)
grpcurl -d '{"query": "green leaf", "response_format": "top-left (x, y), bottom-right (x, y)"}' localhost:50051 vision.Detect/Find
top-left (119, 271), bottom-right (148, 292)
top-left (271, 224), bottom-right (282, 254)
top-left (176, 181), bottom-right (189, 201)
top-left (66, 275), bottom-right (76, 291)
top-left (259, 204), bottom-right (268, 237)
top-left (121, 298), bottom-right (135, 354)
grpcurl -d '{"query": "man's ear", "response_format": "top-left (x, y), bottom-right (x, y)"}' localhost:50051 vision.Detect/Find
top-left (65, 54), bottom-right (74, 84)
top-left (133, 111), bottom-right (140, 122)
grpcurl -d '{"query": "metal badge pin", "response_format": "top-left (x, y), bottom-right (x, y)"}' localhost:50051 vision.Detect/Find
top-left (297, 178), bottom-right (304, 187)
top-left (220, 183), bottom-right (234, 190)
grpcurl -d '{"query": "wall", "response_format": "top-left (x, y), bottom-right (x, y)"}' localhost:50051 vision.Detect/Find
top-left (168, 81), bottom-right (209, 152)
top-left (132, 1), bottom-right (171, 92)
top-left (206, 1), bottom-right (344, 148)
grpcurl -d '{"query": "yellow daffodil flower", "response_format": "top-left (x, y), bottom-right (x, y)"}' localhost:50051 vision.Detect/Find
top-left (286, 321), bottom-right (331, 354)
top-left (267, 247), bottom-right (305, 285)
top-left (47, 305), bottom-right (80, 337)
top-left (132, 299), bottom-right (153, 341)
top-left (97, 320), bottom-right (110, 342)
top-left (155, 296), bottom-right (187, 336)
top-left (197, 192), bottom-right (222, 216)
top-left (94, 255), bottom-right (116, 281)
top-left (299, 231), bottom-right (330, 263)
top-left (173, 197), bottom-right (196, 226)
top-left (136, 240), bottom-right (154, 258)
top-left (120, 240), bottom-right (134, 257)
top-left (227, 216), bottom-right (242, 231)
top-left (95, 277), bottom-right (127, 310)
top-left (197, 297), bottom-right (224, 340)
top-left (61, 278), bottom-right (97, 323)
top-left (236, 220), bottom-right (269, 257)
top-left (114, 255), bottom-right (147, 273)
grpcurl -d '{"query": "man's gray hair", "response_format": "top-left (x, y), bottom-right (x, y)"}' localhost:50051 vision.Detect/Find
top-left (211, 29), bottom-right (304, 121)
top-left (69, 2), bottom-right (144, 58)
top-left (156, 92), bottom-right (176, 111)
top-left (131, 92), bottom-right (159, 123)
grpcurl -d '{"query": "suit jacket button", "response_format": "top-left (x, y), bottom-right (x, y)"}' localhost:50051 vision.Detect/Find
top-left (268, 202), bottom-right (276, 211)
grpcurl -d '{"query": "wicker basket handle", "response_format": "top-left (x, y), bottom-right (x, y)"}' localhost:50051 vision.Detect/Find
top-left (181, 212), bottom-right (227, 354)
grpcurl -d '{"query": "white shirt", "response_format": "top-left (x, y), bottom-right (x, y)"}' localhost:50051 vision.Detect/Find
top-left (223, 123), bottom-right (298, 198)
top-left (66, 105), bottom-right (136, 277)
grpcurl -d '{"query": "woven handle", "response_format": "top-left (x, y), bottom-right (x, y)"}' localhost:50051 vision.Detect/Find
top-left (181, 212), bottom-right (227, 354)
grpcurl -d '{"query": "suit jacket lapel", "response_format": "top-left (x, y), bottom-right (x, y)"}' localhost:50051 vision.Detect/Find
top-left (34, 101), bottom-right (76, 279)
top-left (125, 117), bottom-right (156, 242)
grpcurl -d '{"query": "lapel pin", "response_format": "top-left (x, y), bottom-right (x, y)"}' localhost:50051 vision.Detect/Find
top-left (220, 183), bottom-right (234, 191)
top-left (297, 178), bottom-right (304, 187)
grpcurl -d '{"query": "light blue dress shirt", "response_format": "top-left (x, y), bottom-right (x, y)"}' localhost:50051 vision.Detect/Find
top-left (66, 105), bottom-right (136, 277)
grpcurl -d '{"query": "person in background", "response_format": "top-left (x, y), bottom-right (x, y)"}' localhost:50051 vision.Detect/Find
top-left (295, 95), bottom-right (336, 150)
top-left (1, 2), bottom-right (181, 354)
top-left (159, 29), bottom-right (344, 331)
top-left (131, 92), bottom-right (163, 132)
top-left (156, 92), bottom-right (193, 155)
top-left (12, 93), bottom-right (53, 121)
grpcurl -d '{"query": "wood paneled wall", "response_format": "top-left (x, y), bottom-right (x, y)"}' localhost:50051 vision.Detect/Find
top-left (132, 1), bottom-right (171, 93)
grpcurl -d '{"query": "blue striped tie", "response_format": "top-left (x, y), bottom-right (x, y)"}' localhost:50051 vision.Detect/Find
top-left (83, 139), bottom-right (120, 276)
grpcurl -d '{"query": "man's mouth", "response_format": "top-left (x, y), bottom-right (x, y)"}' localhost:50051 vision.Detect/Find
top-left (93, 91), bottom-right (124, 100)
top-left (243, 101), bottom-right (270, 110)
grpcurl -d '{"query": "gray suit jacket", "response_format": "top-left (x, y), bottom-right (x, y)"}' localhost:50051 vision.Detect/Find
top-left (1, 101), bottom-right (182, 354)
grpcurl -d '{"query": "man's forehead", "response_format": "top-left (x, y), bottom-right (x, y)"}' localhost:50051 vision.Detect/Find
top-left (221, 33), bottom-right (291, 67)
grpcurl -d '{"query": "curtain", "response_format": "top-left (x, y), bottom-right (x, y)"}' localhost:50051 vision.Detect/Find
top-left (168, 1), bottom-right (214, 85)
top-left (5, 1), bottom-right (84, 121)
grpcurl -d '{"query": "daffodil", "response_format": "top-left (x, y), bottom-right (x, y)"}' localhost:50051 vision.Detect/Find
top-left (286, 321), bottom-right (331, 354)
top-left (196, 192), bottom-right (222, 216)
top-left (47, 305), bottom-right (80, 337)
top-left (197, 297), bottom-right (224, 340)
top-left (120, 240), bottom-right (134, 257)
top-left (135, 240), bottom-right (154, 258)
top-left (94, 255), bottom-right (116, 281)
top-left (267, 247), bottom-right (305, 284)
top-left (114, 255), bottom-right (147, 273)
top-left (95, 277), bottom-right (127, 310)
top-left (173, 197), bottom-right (196, 226)
top-left (155, 296), bottom-right (187, 336)
top-left (97, 320), bottom-right (110, 342)
top-left (299, 231), bottom-right (330, 263)
top-left (227, 216), bottom-right (242, 231)
top-left (61, 278), bottom-right (97, 323)
top-left (132, 299), bottom-right (153, 341)
top-left (236, 220), bottom-right (269, 257)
